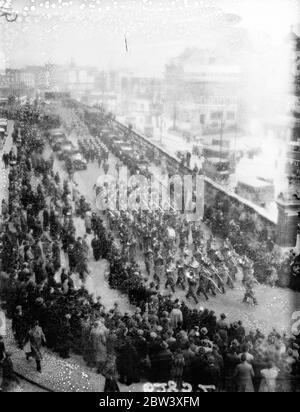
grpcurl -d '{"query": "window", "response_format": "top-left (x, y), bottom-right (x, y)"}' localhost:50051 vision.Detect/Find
top-left (211, 111), bottom-right (223, 120)
top-left (227, 111), bottom-right (235, 120)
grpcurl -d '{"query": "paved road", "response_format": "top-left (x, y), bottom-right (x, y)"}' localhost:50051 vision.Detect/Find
top-left (55, 129), bottom-right (297, 335)
top-left (1, 111), bottom-right (297, 393)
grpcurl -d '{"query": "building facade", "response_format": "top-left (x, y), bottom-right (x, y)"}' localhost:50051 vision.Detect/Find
top-left (164, 48), bottom-right (241, 134)
top-left (277, 31), bottom-right (300, 247)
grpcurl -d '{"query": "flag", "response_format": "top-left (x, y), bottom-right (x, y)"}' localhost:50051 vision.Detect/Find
top-left (0, 311), bottom-right (6, 336)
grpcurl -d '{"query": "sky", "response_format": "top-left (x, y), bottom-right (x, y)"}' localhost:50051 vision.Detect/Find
top-left (0, 0), bottom-right (299, 74)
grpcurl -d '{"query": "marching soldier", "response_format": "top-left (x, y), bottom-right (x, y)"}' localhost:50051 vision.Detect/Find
top-left (179, 230), bottom-right (186, 253)
top-left (241, 256), bottom-right (255, 285)
top-left (243, 279), bottom-right (258, 306)
top-left (196, 272), bottom-right (209, 301)
top-left (219, 261), bottom-right (235, 289)
top-left (154, 253), bottom-right (164, 286)
top-left (144, 248), bottom-right (154, 277)
top-left (186, 272), bottom-right (199, 304)
top-left (176, 257), bottom-right (186, 290)
top-left (223, 247), bottom-right (239, 281)
top-left (213, 253), bottom-right (226, 294)
top-left (165, 259), bottom-right (176, 293)
top-left (200, 259), bottom-right (218, 297)
top-left (213, 267), bottom-right (226, 294)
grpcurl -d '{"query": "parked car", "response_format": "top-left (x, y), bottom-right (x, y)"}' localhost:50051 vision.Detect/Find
top-left (70, 153), bottom-right (88, 170)
top-left (57, 142), bottom-right (76, 160)
top-left (51, 134), bottom-right (68, 151)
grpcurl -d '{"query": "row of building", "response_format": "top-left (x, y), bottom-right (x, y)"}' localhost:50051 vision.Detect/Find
top-left (0, 47), bottom-right (242, 137)
top-left (277, 31), bottom-right (300, 247)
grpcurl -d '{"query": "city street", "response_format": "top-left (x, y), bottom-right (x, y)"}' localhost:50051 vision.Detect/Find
top-left (1, 112), bottom-right (298, 393)
top-left (52, 112), bottom-right (298, 334)
top-left (0, 0), bottom-right (299, 395)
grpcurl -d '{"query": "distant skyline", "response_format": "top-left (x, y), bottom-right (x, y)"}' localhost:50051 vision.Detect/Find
top-left (0, 0), bottom-right (299, 75)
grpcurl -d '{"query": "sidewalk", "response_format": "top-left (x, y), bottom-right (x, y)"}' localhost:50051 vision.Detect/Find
top-left (0, 128), bottom-right (143, 392)
top-left (5, 321), bottom-right (144, 392)
top-left (1, 116), bottom-right (295, 392)
top-left (0, 122), bottom-right (13, 206)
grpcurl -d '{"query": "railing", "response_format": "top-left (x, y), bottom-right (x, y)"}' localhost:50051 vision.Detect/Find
top-left (113, 118), bottom-right (277, 226)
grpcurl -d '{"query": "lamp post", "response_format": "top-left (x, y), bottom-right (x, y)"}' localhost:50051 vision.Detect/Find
top-left (219, 115), bottom-right (225, 162)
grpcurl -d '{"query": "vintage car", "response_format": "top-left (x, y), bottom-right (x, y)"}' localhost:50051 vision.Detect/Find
top-left (0, 127), bottom-right (6, 141)
top-left (57, 142), bottom-right (77, 160)
top-left (0, 118), bottom-right (8, 134)
top-left (203, 158), bottom-right (233, 183)
top-left (70, 152), bottom-right (88, 171)
top-left (51, 133), bottom-right (68, 151)
top-left (236, 177), bottom-right (275, 208)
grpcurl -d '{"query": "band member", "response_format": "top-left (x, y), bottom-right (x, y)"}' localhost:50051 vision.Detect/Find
top-left (176, 257), bottom-right (186, 290)
top-left (144, 248), bottom-right (154, 277)
top-left (243, 279), bottom-right (258, 306)
top-left (186, 272), bottom-right (199, 304)
top-left (165, 262), bottom-right (176, 293)
top-left (196, 273), bottom-right (209, 301)
top-left (179, 230), bottom-right (186, 253)
top-left (220, 261), bottom-right (235, 289)
top-left (154, 253), bottom-right (164, 285)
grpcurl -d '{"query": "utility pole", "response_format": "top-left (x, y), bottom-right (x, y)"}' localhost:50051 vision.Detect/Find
top-left (173, 100), bottom-right (177, 130)
top-left (219, 115), bottom-right (225, 162)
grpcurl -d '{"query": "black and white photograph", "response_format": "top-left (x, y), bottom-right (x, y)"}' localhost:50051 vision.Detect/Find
top-left (0, 0), bottom-right (300, 396)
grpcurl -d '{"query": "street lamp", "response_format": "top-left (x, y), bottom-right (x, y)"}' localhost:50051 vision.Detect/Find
top-left (219, 114), bottom-right (225, 162)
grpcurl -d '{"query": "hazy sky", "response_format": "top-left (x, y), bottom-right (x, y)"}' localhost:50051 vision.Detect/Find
top-left (0, 0), bottom-right (299, 73)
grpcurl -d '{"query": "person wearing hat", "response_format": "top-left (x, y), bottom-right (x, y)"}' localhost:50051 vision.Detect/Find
top-left (202, 355), bottom-right (222, 392)
top-left (165, 265), bottom-right (176, 293)
top-left (12, 306), bottom-right (27, 349)
top-left (259, 360), bottom-right (280, 392)
top-left (170, 303), bottom-right (183, 330)
top-left (91, 233), bottom-right (102, 262)
top-left (0, 352), bottom-right (19, 392)
top-left (196, 273), bottom-right (209, 301)
top-left (0, 335), bottom-right (5, 362)
top-left (84, 212), bottom-right (92, 235)
top-left (243, 279), bottom-right (258, 306)
top-left (211, 263), bottom-right (226, 295)
top-left (154, 341), bottom-right (173, 383)
top-left (236, 321), bottom-right (246, 343)
top-left (217, 314), bottom-right (228, 331)
top-left (179, 229), bottom-right (186, 253)
top-left (25, 321), bottom-right (46, 373)
top-left (186, 271), bottom-right (199, 304)
top-left (154, 253), bottom-right (164, 286)
top-left (144, 248), bottom-right (154, 277)
top-left (234, 353), bottom-right (255, 392)
top-left (102, 353), bottom-right (120, 392)
top-left (174, 257), bottom-right (185, 290)
top-left (200, 259), bottom-right (217, 297)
